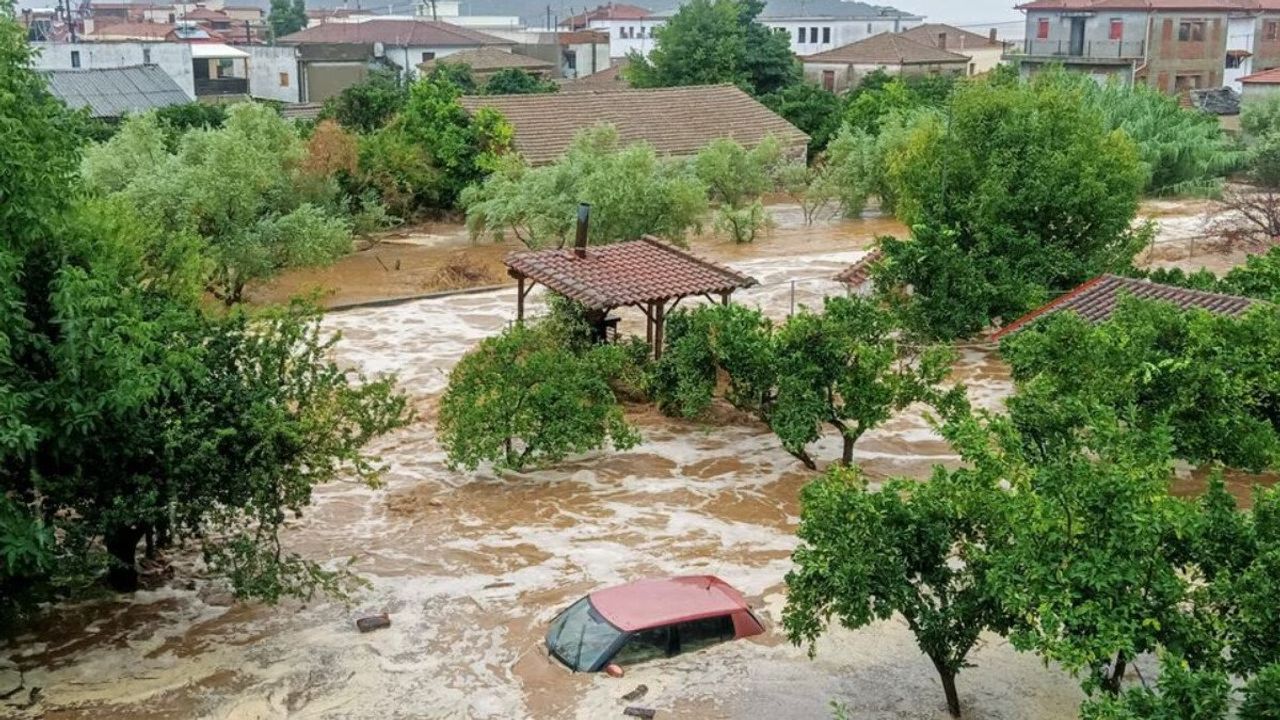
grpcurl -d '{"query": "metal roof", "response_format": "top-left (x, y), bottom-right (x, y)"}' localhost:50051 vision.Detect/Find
top-left (43, 64), bottom-right (190, 118)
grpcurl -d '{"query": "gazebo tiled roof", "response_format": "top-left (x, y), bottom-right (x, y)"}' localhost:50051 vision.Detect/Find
top-left (505, 236), bottom-right (756, 310)
top-left (994, 274), bottom-right (1258, 339)
top-left (834, 248), bottom-right (883, 286)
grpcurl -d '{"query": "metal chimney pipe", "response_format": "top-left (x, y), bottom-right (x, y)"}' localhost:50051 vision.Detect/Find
top-left (575, 203), bottom-right (590, 258)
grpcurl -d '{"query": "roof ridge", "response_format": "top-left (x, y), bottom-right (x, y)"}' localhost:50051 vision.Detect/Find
top-left (638, 235), bottom-right (758, 288)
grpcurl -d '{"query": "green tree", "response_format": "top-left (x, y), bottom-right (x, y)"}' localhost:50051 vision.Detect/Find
top-left (1, 6), bottom-right (410, 621)
top-left (321, 67), bottom-right (407, 132)
top-left (462, 124), bottom-right (707, 248)
top-left (483, 68), bottom-right (557, 95)
top-left (1241, 664), bottom-right (1280, 720)
top-left (694, 136), bottom-right (782, 242)
top-left (97, 103), bottom-right (354, 305)
top-left (268, 0), bottom-right (307, 38)
top-left (776, 161), bottom-right (838, 225)
top-left (822, 124), bottom-right (883, 218)
top-left (999, 299), bottom-right (1280, 473)
top-left (1242, 94), bottom-right (1280, 138)
top-left (438, 318), bottom-right (641, 471)
top-left (1079, 655), bottom-right (1231, 720)
top-left (876, 74), bottom-right (1148, 339)
top-left (761, 82), bottom-right (842, 157)
top-left (625, 0), bottom-right (798, 96)
top-left (396, 73), bottom-right (513, 206)
top-left (785, 464), bottom-right (1009, 718)
top-left (426, 61), bottom-right (477, 93)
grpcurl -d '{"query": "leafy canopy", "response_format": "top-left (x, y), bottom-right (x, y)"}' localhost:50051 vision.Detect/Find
top-left (462, 124), bottom-right (707, 249)
top-left (875, 73), bottom-right (1147, 339)
top-left (483, 68), bottom-right (558, 95)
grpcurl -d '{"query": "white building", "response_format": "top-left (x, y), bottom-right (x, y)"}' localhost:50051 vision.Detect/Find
top-left (30, 40), bottom-right (196, 99)
top-left (1227, 15), bottom-right (1256, 91)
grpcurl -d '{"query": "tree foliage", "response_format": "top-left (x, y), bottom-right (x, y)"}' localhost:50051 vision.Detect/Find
top-left (438, 315), bottom-right (642, 472)
top-left (462, 124), bottom-right (707, 248)
top-left (785, 464), bottom-right (1010, 718)
top-left (268, 0), bottom-right (307, 39)
top-left (761, 82), bottom-right (842, 157)
top-left (483, 68), bottom-right (558, 95)
top-left (1, 8), bottom-right (410, 624)
top-left (624, 0), bottom-right (798, 96)
top-left (86, 103), bottom-right (354, 305)
top-left (1000, 299), bottom-right (1280, 473)
top-left (694, 136), bottom-right (782, 242)
top-left (321, 66), bottom-right (408, 133)
top-left (652, 297), bottom-right (958, 468)
top-left (875, 73), bottom-right (1148, 339)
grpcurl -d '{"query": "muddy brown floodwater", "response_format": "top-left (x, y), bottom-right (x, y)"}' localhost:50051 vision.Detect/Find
top-left (3, 201), bottom-right (1273, 720)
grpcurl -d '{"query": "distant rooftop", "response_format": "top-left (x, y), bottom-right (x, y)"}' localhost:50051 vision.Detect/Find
top-left (901, 23), bottom-right (1005, 50)
top-left (803, 31), bottom-right (971, 65)
top-left (277, 18), bottom-right (512, 46)
top-left (43, 64), bottom-right (190, 118)
top-left (459, 83), bottom-right (808, 165)
top-left (421, 45), bottom-right (553, 71)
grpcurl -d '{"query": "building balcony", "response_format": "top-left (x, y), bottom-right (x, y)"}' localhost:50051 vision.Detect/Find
top-left (1006, 38), bottom-right (1146, 64)
top-left (194, 77), bottom-right (248, 96)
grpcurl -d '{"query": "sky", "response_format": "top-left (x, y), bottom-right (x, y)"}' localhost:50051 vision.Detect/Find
top-left (897, 0), bottom-right (1025, 35)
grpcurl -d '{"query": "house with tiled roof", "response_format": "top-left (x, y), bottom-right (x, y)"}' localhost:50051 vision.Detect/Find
top-left (277, 19), bottom-right (513, 75)
top-left (900, 23), bottom-right (1008, 75)
top-left (458, 84), bottom-right (808, 165)
top-left (1007, 0), bottom-right (1280, 93)
top-left (800, 32), bottom-right (970, 92)
top-left (421, 45), bottom-right (554, 80)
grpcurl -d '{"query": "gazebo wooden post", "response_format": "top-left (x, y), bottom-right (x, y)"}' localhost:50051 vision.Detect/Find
top-left (653, 299), bottom-right (667, 359)
top-left (516, 275), bottom-right (526, 322)
top-left (645, 302), bottom-right (654, 346)
top-left (721, 291), bottom-right (731, 306)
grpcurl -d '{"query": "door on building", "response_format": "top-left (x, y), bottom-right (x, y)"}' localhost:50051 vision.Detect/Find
top-left (821, 69), bottom-right (835, 91)
top-left (1069, 17), bottom-right (1086, 56)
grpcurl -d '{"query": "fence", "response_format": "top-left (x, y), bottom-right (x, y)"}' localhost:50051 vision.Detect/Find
top-left (1019, 38), bottom-right (1145, 60)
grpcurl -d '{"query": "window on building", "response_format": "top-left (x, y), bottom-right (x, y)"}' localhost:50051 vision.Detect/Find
top-left (279, 71), bottom-right (289, 86)
top-left (797, 27), bottom-right (804, 43)
top-left (142, 47), bottom-right (151, 63)
top-left (1109, 19), bottom-right (1123, 41)
top-left (619, 27), bottom-right (625, 39)
top-left (866, 22), bottom-right (872, 34)
top-left (1175, 73), bottom-right (1203, 90)
top-left (809, 26), bottom-right (818, 43)
top-left (1178, 20), bottom-right (1206, 42)
top-left (1226, 53), bottom-right (1244, 69)
top-left (422, 51), bottom-right (435, 61)
top-left (1267, 20), bottom-right (1279, 40)
top-left (1037, 18), bottom-right (1049, 40)
top-left (822, 26), bottom-right (830, 43)
top-left (70, 50), bottom-right (80, 68)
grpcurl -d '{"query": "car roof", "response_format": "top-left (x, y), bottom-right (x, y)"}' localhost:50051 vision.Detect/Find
top-left (589, 576), bottom-right (751, 632)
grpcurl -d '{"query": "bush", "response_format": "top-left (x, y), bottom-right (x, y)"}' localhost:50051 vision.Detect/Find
top-left (483, 68), bottom-right (557, 95)
top-left (321, 67), bottom-right (407, 133)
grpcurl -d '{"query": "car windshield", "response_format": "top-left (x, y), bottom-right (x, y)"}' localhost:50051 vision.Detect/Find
top-left (546, 597), bottom-right (624, 671)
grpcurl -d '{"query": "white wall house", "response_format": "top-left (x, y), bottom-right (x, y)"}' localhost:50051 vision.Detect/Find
top-left (591, 16), bottom-right (666, 59)
top-left (1227, 15), bottom-right (1256, 91)
top-left (765, 16), bottom-right (922, 57)
top-left (239, 44), bottom-right (301, 103)
top-left (30, 40), bottom-right (196, 99)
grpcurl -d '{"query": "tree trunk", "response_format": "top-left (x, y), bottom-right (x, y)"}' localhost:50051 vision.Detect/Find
top-left (105, 525), bottom-right (145, 593)
top-left (1102, 651), bottom-right (1127, 695)
top-left (932, 658), bottom-right (962, 718)
top-left (841, 435), bottom-right (855, 466)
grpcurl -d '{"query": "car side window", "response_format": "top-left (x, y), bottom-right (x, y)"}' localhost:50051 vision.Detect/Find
top-left (674, 615), bottom-right (734, 654)
top-left (610, 626), bottom-right (671, 666)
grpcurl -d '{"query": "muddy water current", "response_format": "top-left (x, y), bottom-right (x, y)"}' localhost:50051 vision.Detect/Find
top-left (2, 205), bottom-right (1271, 720)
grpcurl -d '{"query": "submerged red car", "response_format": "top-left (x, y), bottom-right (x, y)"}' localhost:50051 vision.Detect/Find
top-left (545, 576), bottom-right (765, 673)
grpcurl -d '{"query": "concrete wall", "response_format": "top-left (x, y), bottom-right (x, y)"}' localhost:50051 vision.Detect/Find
top-left (303, 61), bottom-right (369, 103)
top-left (1249, 13), bottom-right (1280, 74)
top-left (240, 45), bottom-right (301, 103)
top-left (1243, 83), bottom-right (1280, 102)
top-left (1146, 11), bottom-right (1230, 92)
top-left (30, 41), bottom-right (195, 99)
top-left (1226, 15), bottom-right (1255, 91)
top-left (589, 18), bottom-right (665, 59)
top-left (383, 44), bottom-right (472, 76)
top-left (1021, 9), bottom-right (1148, 60)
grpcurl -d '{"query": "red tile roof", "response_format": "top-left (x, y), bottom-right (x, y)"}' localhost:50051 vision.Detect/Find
top-left (994, 274), bottom-right (1257, 339)
top-left (590, 576), bottom-right (753, 633)
top-left (505, 236), bottom-right (757, 309)
top-left (802, 31), bottom-right (971, 66)
top-left (560, 59), bottom-right (630, 90)
top-left (900, 24), bottom-right (1004, 51)
top-left (562, 2), bottom-right (653, 28)
top-left (461, 84), bottom-right (808, 165)
top-left (1241, 67), bottom-right (1280, 84)
top-left (277, 19), bottom-right (511, 47)
top-left (833, 248), bottom-right (883, 286)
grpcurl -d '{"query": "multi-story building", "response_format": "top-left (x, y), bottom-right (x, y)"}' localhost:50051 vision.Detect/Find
top-left (1009, 0), bottom-right (1280, 93)
top-left (562, 0), bottom-right (922, 61)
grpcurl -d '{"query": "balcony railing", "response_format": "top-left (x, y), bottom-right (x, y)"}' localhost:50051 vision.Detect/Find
top-left (1015, 38), bottom-right (1146, 60)
top-left (194, 77), bottom-right (248, 96)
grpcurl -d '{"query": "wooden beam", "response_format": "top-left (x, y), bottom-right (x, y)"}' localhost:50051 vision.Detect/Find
top-left (653, 299), bottom-right (667, 360)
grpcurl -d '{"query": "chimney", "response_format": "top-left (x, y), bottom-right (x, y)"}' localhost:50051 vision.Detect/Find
top-left (575, 203), bottom-right (590, 258)
top-left (989, 27), bottom-right (998, 44)
top-left (938, 31), bottom-right (947, 50)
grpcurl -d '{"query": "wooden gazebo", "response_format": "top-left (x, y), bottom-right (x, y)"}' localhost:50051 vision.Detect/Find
top-left (505, 233), bottom-right (757, 357)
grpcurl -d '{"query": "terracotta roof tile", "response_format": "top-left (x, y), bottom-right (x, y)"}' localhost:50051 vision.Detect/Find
top-left (460, 84), bottom-right (807, 165)
top-left (505, 236), bottom-right (757, 309)
top-left (560, 59), bottom-right (630, 90)
top-left (833, 248), bottom-right (882, 286)
top-left (900, 23), bottom-right (1004, 51)
top-left (1241, 66), bottom-right (1280, 84)
top-left (278, 19), bottom-right (511, 47)
top-left (802, 31), bottom-right (971, 65)
top-left (994, 274), bottom-right (1257, 338)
